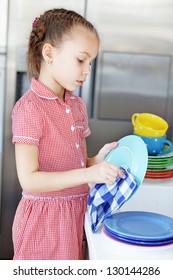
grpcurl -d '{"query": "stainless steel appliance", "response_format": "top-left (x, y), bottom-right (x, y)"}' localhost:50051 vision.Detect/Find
top-left (1, 0), bottom-right (173, 259)
top-left (0, 0), bottom-right (8, 259)
top-left (85, 0), bottom-right (173, 156)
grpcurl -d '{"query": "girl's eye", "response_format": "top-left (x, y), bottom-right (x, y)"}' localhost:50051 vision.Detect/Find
top-left (77, 58), bottom-right (84, 63)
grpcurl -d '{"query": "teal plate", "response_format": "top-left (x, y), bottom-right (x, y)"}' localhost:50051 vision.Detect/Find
top-left (105, 135), bottom-right (148, 186)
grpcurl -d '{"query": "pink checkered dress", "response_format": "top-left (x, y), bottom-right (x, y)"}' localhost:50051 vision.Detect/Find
top-left (12, 78), bottom-right (91, 260)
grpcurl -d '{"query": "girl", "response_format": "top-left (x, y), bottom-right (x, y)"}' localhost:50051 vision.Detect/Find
top-left (12, 8), bottom-right (124, 260)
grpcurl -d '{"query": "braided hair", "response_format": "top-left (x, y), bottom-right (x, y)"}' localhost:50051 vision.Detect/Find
top-left (27, 8), bottom-right (99, 79)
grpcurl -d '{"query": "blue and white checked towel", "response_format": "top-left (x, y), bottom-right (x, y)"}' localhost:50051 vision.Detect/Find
top-left (88, 166), bottom-right (138, 232)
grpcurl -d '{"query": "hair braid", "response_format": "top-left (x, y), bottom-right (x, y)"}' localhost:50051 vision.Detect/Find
top-left (27, 8), bottom-right (99, 79)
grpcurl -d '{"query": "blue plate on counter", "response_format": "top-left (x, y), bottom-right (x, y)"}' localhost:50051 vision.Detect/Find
top-left (105, 135), bottom-right (148, 187)
top-left (104, 211), bottom-right (173, 241)
top-left (103, 227), bottom-right (173, 246)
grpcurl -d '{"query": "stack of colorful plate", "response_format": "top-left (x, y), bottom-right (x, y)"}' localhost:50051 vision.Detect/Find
top-left (145, 150), bottom-right (173, 180)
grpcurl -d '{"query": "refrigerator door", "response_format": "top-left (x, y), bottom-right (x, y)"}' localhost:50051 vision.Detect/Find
top-left (0, 0), bottom-right (8, 53)
top-left (86, 0), bottom-right (173, 156)
top-left (0, 54), bottom-right (6, 233)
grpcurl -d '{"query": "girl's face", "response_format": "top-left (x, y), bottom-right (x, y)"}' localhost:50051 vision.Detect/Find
top-left (42, 26), bottom-right (99, 96)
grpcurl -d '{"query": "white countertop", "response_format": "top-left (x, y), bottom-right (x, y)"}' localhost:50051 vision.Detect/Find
top-left (84, 179), bottom-right (173, 260)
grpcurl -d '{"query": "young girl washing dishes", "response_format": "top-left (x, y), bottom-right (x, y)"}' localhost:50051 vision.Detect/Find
top-left (12, 8), bottom-right (125, 260)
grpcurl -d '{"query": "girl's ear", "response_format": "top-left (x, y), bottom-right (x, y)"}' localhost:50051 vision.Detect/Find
top-left (42, 43), bottom-right (53, 64)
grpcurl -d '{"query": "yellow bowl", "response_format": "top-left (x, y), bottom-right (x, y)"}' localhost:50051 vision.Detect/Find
top-left (132, 113), bottom-right (168, 137)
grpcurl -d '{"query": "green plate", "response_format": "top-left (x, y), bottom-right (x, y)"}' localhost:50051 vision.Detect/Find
top-left (147, 165), bottom-right (173, 171)
top-left (148, 150), bottom-right (173, 159)
top-left (148, 157), bottom-right (173, 164)
top-left (148, 160), bottom-right (173, 166)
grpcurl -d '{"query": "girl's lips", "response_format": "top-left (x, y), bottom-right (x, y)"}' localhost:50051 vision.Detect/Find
top-left (77, 80), bottom-right (84, 85)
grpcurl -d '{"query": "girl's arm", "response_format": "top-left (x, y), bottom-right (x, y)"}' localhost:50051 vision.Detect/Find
top-left (86, 141), bottom-right (118, 167)
top-left (15, 142), bottom-right (125, 193)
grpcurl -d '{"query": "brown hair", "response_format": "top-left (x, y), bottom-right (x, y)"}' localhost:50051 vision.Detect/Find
top-left (27, 8), bottom-right (99, 79)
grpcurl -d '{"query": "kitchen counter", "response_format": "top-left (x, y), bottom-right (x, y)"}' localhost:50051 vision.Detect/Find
top-left (84, 179), bottom-right (173, 260)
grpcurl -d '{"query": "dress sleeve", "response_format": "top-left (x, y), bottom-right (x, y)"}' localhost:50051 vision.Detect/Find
top-left (12, 100), bottom-right (44, 145)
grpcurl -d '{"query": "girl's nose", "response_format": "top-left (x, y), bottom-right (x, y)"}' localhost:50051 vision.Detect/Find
top-left (83, 65), bottom-right (91, 76)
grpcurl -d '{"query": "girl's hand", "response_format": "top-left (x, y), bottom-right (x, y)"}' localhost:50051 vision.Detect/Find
top-left (95, 142), bottom-right (118, 164)
top-left (86, 160), bottom-right (125, 185)
top-left (86, 141), bottom-right (125, 185)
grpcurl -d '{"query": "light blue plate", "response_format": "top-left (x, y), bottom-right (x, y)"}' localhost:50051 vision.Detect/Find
top-left (104, 211), bottom-right (173, 241)
top-left (105, 135), bottom-right (148, 186)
